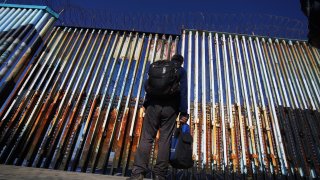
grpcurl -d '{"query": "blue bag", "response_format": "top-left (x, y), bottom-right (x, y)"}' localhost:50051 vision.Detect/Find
top-left (169, 124), bottom-right (193, 169)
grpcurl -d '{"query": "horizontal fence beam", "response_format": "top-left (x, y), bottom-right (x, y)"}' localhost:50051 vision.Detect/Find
top-left (0, 3), bottom-right (59, 18)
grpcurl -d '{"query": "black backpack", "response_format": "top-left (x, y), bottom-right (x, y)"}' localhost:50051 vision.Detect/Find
top-left (145, 60), bottom-right (180, 97)
top-left (170, 124), bottom-right (194, 169)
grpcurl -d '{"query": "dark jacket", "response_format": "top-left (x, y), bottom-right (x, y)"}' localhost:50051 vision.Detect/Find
top-left (300, 0), bottom-right (320, 48)
top-left (178, 66), bottom-right (188, 117)
top-left (143, 62), bottom-right (188, 117)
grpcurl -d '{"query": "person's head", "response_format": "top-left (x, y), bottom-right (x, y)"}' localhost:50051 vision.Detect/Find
top-left (171, 54), bottom-right (184, 66)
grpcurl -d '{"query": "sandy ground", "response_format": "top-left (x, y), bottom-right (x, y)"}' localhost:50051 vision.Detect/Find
top-left (0, 165), bottom-right (128, 180)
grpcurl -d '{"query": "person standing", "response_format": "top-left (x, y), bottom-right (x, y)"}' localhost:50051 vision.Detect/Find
top-left (127, 54), bottom-right (188, 180)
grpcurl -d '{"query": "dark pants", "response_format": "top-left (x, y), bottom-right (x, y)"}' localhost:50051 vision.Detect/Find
top-left (131, 102), bottom-right (178, 178)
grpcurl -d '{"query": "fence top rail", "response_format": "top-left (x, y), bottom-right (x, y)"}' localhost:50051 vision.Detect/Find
top-left (183, 29), bottom-right (307, 43)
top-left (55, 25), bottom-right (180, 39)
top-left (0, 3), bottom-right (59, 18)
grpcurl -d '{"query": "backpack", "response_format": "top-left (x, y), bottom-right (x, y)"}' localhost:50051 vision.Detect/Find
top-left (169, 124), bottom-right (194, 169)
top-left (145, 60), bottom-right (180, 97)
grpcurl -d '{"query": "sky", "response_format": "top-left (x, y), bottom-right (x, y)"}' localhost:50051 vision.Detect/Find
top-left (10, 0), bottom-right (308, 39)
top-left (72, 0), bottom-right (305, 20)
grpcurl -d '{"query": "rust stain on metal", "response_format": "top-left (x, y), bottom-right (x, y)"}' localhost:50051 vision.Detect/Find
top-left (92, 108), bottom-right (117, 172)
top-left (0, 26), bottom-right (320, 178)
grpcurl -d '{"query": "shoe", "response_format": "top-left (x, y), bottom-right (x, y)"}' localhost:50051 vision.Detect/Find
top-left (126, 173), bottom-right (144, 180)
top-left (152, 175), bottom-right (166, 180)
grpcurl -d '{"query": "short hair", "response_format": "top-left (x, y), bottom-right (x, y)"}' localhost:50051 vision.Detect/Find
top-left (171, 54), bottom-right (184, 64)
